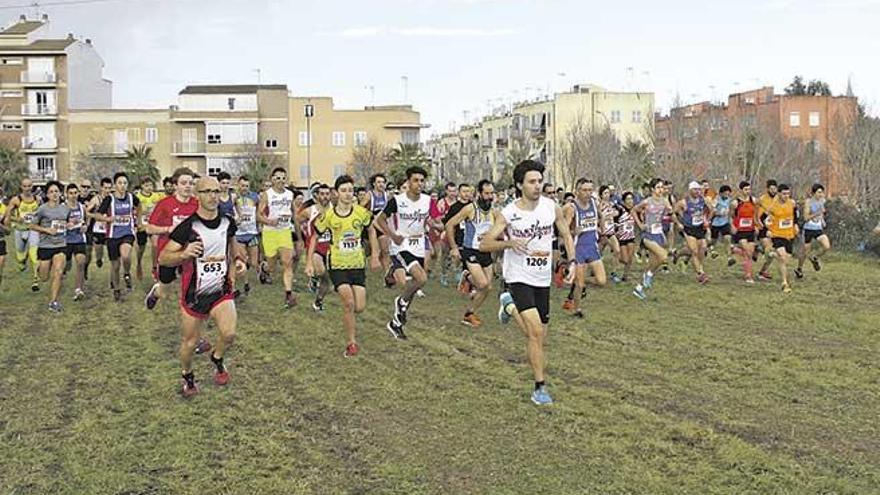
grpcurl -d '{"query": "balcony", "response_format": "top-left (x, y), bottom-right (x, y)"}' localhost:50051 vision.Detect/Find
top-left (173, 141), bottom-right (206, 154)
top-left (21, 136), bottom-right (58, 150)
top-left (90, 141), bottom-right (140, 156)
top-left (530, 125), bottom-right (547, 139)
top-left (29, 166), bottom-right (57, 181)
top-left (21, 71), bottom-right (57, 84)
top-left (496, 138), bottom-right (509, 148)
top-left (21, 103), bottom-right (58, 117)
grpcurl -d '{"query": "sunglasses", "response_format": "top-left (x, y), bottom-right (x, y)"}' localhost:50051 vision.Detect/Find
top-left (197, 189), bottom-right (221, 194)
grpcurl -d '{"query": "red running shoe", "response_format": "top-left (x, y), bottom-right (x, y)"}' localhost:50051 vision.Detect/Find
top-left (181, 377), bottom-right (200, 398)
top-left (214, 368), bottom-right (230, 386)
top-left (344, 342), bottom-right (360, 357)
top-left (562, 298), bottom-right (575, 311)
top-left (554, 261), bottom-right (570, 288)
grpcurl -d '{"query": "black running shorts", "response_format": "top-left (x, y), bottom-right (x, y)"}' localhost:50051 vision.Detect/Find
top-left (507, 282), bottom-right (550, 324)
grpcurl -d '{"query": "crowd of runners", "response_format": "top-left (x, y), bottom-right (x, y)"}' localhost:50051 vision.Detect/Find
top-left (2, 162), bottom-right (876, 404)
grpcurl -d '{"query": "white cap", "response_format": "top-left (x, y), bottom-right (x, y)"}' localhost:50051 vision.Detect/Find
top-left (688, 181), bottom-right (701, 190)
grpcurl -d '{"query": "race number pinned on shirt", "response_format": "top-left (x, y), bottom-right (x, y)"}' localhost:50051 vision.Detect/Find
top-left (196, 256), bottom-right (227, 292)
top-left (51, 220), bottom-right (67, 233)
top-left (650, 223), bottom-right (663, 235)
top-left (691, 214), bottom-right (704, 226)
top-left (22, 213), bottom-right (35, 225)
top-left (525, 251), bottom-right (551, 271)
top-left (339, 236), bottom-right (359, 252)
top-left (779, 218), bottom-right (794, 229)
top-left (739, 218), bottom-right (753, 228)
top-left (277, 214), bottom-right (291, 229)
top-left (113, 215), bottom-right (131, 226)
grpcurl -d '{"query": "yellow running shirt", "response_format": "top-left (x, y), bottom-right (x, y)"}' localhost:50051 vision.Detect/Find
top-left (314, 204), bottom-right (373, 270)
top-left (136, 191), bottom-right (164, 230)
top-left (765, 199), bottom-right (798, 240)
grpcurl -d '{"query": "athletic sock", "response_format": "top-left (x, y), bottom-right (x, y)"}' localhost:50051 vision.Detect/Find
top-left (210, 353), bottom-right (224, 372)
top-left (566, 285), bottom-right (576, 300)
top-left (535, 380), bottom-right (545, 391)
top-left (182, 371), bottom-right (195, 387)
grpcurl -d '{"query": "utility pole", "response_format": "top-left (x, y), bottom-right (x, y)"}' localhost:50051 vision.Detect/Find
top-left (304, 100), bottom-right (314, 186)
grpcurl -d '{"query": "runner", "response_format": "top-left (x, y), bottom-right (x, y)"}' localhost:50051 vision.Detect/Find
top-left (64, 183), bottom-right (88, 300)
top-left (307, 174), bottom-right (380, 356)
top-left (561, 178), bottom-right (608, 318)
top-left (795, 183), bottom-right (831, 279)
top-left (296, 183), bottom-right (333, 311)
top-left (373, 166), bottom-right (432, 340)
top-left (216, 172), bottom-right (236, 219)
top-left (233, 176), bottom-right (260, 297)
top-left (598, 185), bottom-right (621, 282)
top-left (162, 176), bottom-right (174, 197)
top-left (762, 183), bottom-right (799, 293)
top-left (429, 182), bottom-right (458, 286)
top-left (442, 184), bottom-right (474, 294)
top-left (145, 167), bottom-right (199, 309)
top-left (135, 177), bottom-right (164, 281)
top-left (4, 177), bottom-right (41, 291)
top-left (613, 191), bottom-right (638, 282)
top-left (756, 179), bottom-right (779, 280)
top-left (95, 172), bottom-right (140, 301)
top-left (29, 181), bottom-right (69, 311)
top-left (446, 179), bottom-right (498, 327)
top-left (77, 179), bottom-right (96, 280)
top-left (480, 160), bottom-right (576, 405)
top-left (674, 181), bottom-right (711, 284)
top-left (0, 189), bottom-right (8, 287)
top-left (708, 184), bottom-right (736, 267)
top-left (158, 176), bottom-right (245, 398)
top-left (258, 167), bottom-right (297, 308)
top-left (86, 177), bottom-right (112, 273)
top-left (730, 181), bottom-right (761, 283)
top-left (632, 178), bottom-right (671, 300)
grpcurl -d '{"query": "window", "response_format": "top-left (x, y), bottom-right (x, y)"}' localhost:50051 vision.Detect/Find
top-left (632, 110), bottom-right (642, 124)
top-left (809, 112), bottom-right (820, 127)
top-left (298, 131), bottom-right (312, 146)
top-left (1, 122), bottom-right (23, 131)
top-left (205, 122), bottom-right (257, 145)
top-left (332, 131), bottom-right (345, 147)
top-left (333, 164), bottom-right (346, 177)
top-left (610, 111), bottom-right (621, 124)
top-left (808, 140), bottom-right (821, 153)
top-left (354, 131), bottom-right (367, 146)
top-left (299, 165), bottom-right (309, 180)
top-left (265, 138), bottom-right (278, 149)
top-left (1, 57), bottom-right (23, 65)
top-left (207, 165), bottom-right (223, 177)
top-left (744, 96), bottom-right (756, 105)
top-left (145, 127), bottom-right (158, 144)
top-left (0, 90), bottom-right (22, 98)
top-left (789, 112), bottom-right (800, 127)
top-left (401, 129), bottom-right (419, 145)
top-left (227, 98), bottom-right (236, 110)
top-left (29, 156), bottom-right (56, 180)
top-left (207, 133), bottom-right (221, 144)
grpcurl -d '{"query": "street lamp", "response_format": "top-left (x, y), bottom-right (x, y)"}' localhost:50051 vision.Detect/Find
top-left (304, 100), bottom-right (314, 186)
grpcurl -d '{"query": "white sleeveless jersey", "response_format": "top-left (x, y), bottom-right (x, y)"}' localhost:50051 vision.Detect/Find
top-left (264, 188), bottom-right (293, 231)
top-left (501, 196), bottom-right (557, 287)
top-left (386, 192), bottom-right (430, 258)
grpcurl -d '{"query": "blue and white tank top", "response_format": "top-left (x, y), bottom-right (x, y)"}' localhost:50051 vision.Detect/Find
top-left (462, 204), bottom-right (493, 250)
top-left (803, 198), bottom-right (825, 231)
top-left (66, 203), bottom-right (87, 245)
top-left (682, 196), bottom-right (706, 227)
top-left (574, 199), bottom-right (599, 247)
top-left (711, 196), bottom-right (731, 227)
top-left (109, 193), bottom-right (135, 239)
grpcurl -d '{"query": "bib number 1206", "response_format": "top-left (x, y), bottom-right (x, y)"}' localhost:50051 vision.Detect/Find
top-left (525, 256), bottom-right (548, 267)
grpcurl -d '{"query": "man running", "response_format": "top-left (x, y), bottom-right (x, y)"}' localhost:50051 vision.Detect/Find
top-left (561, 178), bottom-right (609, 318)
top-left (258, 167), bottom-right (297, 308)
top-left (4, 177), bottom-right (42, 291)
top-left (135, 177), bottom-right (164, 281)
top-left (233, 176), bottom-right (260, 296)
top-left (64, 183), bottom-right (88, 300)
top-left (442, 183), bottom-right (474, 294)
top-left (796, 183), bottom-right (831, 279)
top-left (446, 179), bottom-right (498, 327)
top-left (86, 177), bottom-right (112, 273)
top-left (708, 184), bottom-right (736, 267)
top-left (95, 172), bottom-right (140, 301)
top-left (762, 183), bottom-right (799, 293)
top-left (30, 181), bottom-right (69, 312)
top-left (480, 160), bottom-right (576, 405)
top-left (598, 185), bottom-right (621, 282)
top-left (757, 179), bottom-right (779, 280)
top-left (0, 192), bottom-right (7, 287)
top-left (429, 182), bottom-right (458, 285)
top-left (159, 176), bottom-right (245, 398)
top-left (632, 178), bottom-right (671, 300)
top-left (373, 166), bottom-right (432, 340)
top-left (307, 174), bottom-right (380, 356)
top-left (674, 181), bottom-right (711, 284)
top-left (216, 172), bottom-right (236, 219)
top-left (730, 181), bottom-right (761, 283)
top-left (363, 173), bottom-right (392, 275)
top-left (613, 191), bottom-right (638, 282)
top-left (297, 183), bottom-right (333, 311)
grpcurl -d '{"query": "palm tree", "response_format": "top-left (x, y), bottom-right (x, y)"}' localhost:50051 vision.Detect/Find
top-left (123, 144), bottom-right (159, 185)
top-left (0, 143), bottom-right (28, 195)
top-left (387, 143), bottom-right (429, 186)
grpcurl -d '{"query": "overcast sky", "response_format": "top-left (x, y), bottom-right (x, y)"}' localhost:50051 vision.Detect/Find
top-left (5, 0), bottom-right (879, 136)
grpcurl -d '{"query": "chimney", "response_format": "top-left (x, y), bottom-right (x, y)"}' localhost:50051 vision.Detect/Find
top-left (19, 14), bottom-right (26, 21)
top-left (41, 14), bottom-right (48, 21)
top-left (85, 39), bottom-right (91, 45)
top-left (67, 33), bottom-right (74, 39)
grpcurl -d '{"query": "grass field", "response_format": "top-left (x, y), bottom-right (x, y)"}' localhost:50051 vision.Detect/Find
top-left (0, 252), bottom-right (878, 494)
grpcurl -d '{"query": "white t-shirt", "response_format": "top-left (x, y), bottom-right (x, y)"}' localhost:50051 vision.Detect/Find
top-left (501, 196), bottom-right (557, 287)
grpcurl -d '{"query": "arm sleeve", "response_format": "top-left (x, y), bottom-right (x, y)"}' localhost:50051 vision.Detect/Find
top-left (382, 197), bottom-right (398, 216)
top-left (169, 219), bottom-right (193, 245)
top-left (148, 201), bottom-right (165, 226)
top-left (97, 196), bottom-right (111, 215)
top-left (227, 218), bottom-right (237, 238)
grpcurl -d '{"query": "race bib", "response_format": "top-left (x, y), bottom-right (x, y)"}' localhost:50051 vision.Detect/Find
top-left (113, 216), bottom-right (131, 226)
top-left (93, 222), bottom-right (106, 234)
top-left (691, 214), bottom-right (704, 226)
top-left (277, 214), bottom-right (291, 228)
top-left (650, 223), bottom-right (663, 235)
top-left (318, 230), bottom-right (332, 243)
top-left (50, 220), bottom-right (67, 233)
top-left (141, 214), bottom-right (150, 225)
top-left (22, 213), bottom-right (35, 224)
top-left (525, 254), bottom-right (550, 270)
top-left (623, 223), bottom-right (635, 234)
top-left (196, 258), bottom-right (227, 291)
top-left (339, 236), bottom-right (360, 252)
top-left (779, 218), bottom-right (794, 229)
top-left (739, 218), bottom-right (753, 228)
top-left (407, 236), bottom-right (422, 248)
top-left (580, 219), bottom-right (597, 232)
top-left (240, 213), bottom-right (254, 224)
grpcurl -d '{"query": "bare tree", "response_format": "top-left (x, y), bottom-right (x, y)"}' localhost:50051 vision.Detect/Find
top-left (836, 108), bottom-right (880, 208)
top-left (347, 139), bottom-right (390, 186)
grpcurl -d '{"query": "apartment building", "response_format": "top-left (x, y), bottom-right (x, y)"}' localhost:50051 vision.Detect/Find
top-left (425, 84), bottom-right (654, 187)
top-left (654, 86), bottom-right (858, 192)
top-left (288, 97), bottom-right (425, 186)
top-left (0, 14), bottom-right (111, 182)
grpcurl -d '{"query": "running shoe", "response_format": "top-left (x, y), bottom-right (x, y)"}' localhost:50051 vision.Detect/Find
top-left (285, 292), bottom-right (297, 309)
top-left (312, 298), bottom-right (324, 312)
top-left (727, 257), bottom-right (737, 267)
top-left (213, 367), bottom-right (230, 386)
top-left (308, 276), bottom-right (319, 294)
top-left (709, 248), bottom-right (719, 259)
top-left (553, 261), bottom-right (569, 288)
top-left (31, 281), bottom-right (39, 292)
top-left (194, 338), bottom-right (212, 355)
top-left (181, 376), bottom-right (200, 398)
top-left (610, 272), bottom-right (622, 284)
top-left (561, 298), bottom-right (575, 311)
top-left (386, 320), bottom-right (407, 340)
top-left (697, 272), bottom-right (710, 284)
top-left (113, 289), bottom-right (122, 302)
top-left (145, 282), bottom-right (160, 310)
top-left (632, 285), bottom-right (647, 301)
top-left (73, 288), bottom-right (85, 301)
top-left (642, 271), bottom-right (654, 290)
top-left (17, 260), bottom-right (26, 272)
top-left (794, 268), bottom-right (804, 279)
top-left (243, 282), bottom-right (251, 296)
top-left (671, 249), bottom-right (679, 265)
top-left (461, 313), bottom-right (481, 328)
top-left (531, 386), bottom-right (554, 406)
top-left (745, 277), bottom-right (756, 285)
top-left (498, 291), bottom-right (514, 325)
top-left (344, 342), bottom-right (360, 357)
top-left (810, 256), bottom-right (821, 272)
top-left (572, 310), bottom-right (585, 319)
top-left (123, 273), bottom-right (132, 292)
top-left (758, 271), bottom-right (773, 281)
top-left (415, 289), bottom-right (426, 298)
top-left (457, 270), bottom-right (471, 294)
top-left (48, 301), bottom-right (62, 313)
top-left (439, 274), bottom-right (449, 287)
top-left (393, 296), bottom-right (409, 325)
top-left (782, 282), bottom-right (792, 294)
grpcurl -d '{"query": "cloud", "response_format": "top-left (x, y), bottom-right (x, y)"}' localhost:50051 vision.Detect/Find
top-left (320, 26), bottom-right (518, 38)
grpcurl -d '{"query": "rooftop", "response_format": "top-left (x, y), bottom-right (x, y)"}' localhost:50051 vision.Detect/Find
top-left (0, 19), bottom-right (44, 36)
top-left (0, 38), bottom-right (76, 52)
top-left (179, 84), bottom-right (288, 95)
